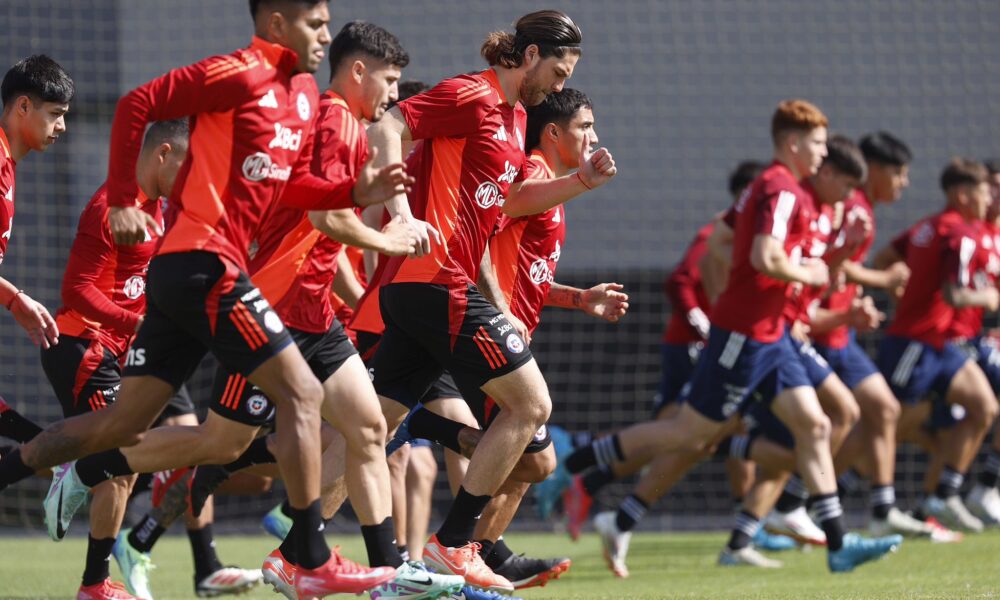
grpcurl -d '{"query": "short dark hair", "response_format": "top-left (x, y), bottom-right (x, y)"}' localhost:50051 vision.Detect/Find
top-left (248, 0), bottom-right (325, 20)
top-left (2, 55), bottom-right (74, 107)
top-left (328, 21), bottom-right (409, 76)
top-left (823, 134), bottom-right (867, 183)
top-left (142, 119), bottom-right (189, 153)
top-left (940, 157), bottom-right (988, 192)
top-left (524, 88), bottom-right (592, 152)
top-left (481, 10), bottom-right (582, 68)
top-left (728, 160), bottom-right (765, 198)
top-left (388, 80), bottom-right (429, 110)
top-left (858, 131), bottom-right (912, 167)
top-left (983, 158), bottom-right (999, 176)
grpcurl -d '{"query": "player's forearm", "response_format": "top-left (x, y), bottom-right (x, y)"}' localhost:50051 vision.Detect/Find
top-left (64, 283), bottom-right (140, 335)
top-left (545, 282), bottom-right (585, 309)
top-left (842, 261), bottom-right (893, 289)
top-left (332, 261), bottom-right (364, 310)
top-left (308, 209), bottom-right (389, 253)
top-left (705, 222), bottom-right (734, 268)
top-left (503, 175), bottom-right (589, 218)
top-left (0, 276), bottom-right (21, 308)
top-left (368, 110), bottom-right (413, 218)
top-left (872, 245), bottom-right (904, 271)
top-left (476, 248), bottom-right (511, 313)
top-left (808, 307), bottom-right (850, 334)
top-left (944, 285), bottom-right (996, 309)
top-left (751, 240), bottom-right (808, 283)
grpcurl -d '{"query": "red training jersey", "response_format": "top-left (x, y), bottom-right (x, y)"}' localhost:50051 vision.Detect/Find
top-left (712, 161), bottom-right (815, 342)
top-left (886, 208), bottom-right (988, 348)
top-left (489, 150), bottom-right (564, 334)
top-left (781, 181), bottom-right (833, 327)
top-left (948, 221), bottom-right (1000, 340)
top-left (0, 128), bottom-right (17, 266)
top-left (250, 91), bottom-right (368, 333)
top-left (55, 185), bottom-right (162, 355)
top-left (106, 36), bottom-right (357, 272)
top-left (378, 69), bottom-right (533, 291)
top-left (663, 221), bottom-right (714, 344)
top-left (813, 189), bottom-right (876, 348)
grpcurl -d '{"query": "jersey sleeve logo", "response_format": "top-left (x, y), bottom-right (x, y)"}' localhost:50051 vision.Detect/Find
top-left (296, 93), bottom-right (311, 121)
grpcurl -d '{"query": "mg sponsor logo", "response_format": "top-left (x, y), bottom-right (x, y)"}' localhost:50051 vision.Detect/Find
top-left (122, 275), bottom-right (145, 300)
top-left (242, 152), bottom-right (291, 182)
top-left (529, 258), bottom-right (552, 284)
top-left (269, 123), bottom-right (302, 151)
top-left (475, 181), bottom-right (503, 209)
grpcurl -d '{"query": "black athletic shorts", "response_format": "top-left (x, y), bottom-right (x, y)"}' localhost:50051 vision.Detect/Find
top-left (472, 390), bottom-right (551, 454)
top-left (123, 251), bottom-right (294, 389)
top-left (356, 331), bottom-right (463, 404)
top-left (371, 282), bottom-right (532, 409)
top-left (210, 321), bottom-right (357, 426)
top-left (41, 333), bottom-right (194, 419)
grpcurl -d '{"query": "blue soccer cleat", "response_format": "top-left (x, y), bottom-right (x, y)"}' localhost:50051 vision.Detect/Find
top-left (533, 425), bottom-right (573, 520)
top-left (386, 404), bottom-right (423, 456)
top-left (448, 586), bottom-right (523, 600)
top-left (261, 503), bottom-right (292, 541)
top-left (752, 527), bottom-right (797, 552)
top-left (827, 532), bottom-right (903, 573)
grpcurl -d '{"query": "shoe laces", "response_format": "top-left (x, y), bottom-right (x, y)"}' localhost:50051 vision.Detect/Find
top-left (329, 546), bottom-right (368, 574)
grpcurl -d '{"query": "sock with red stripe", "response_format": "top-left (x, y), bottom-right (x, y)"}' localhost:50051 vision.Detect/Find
top-left (0, 399), bottom-right (43, 443)
top-left (188, 525), bottom-right (224, 581)
top-left (406, 407), bottom-right (467, 454)
top-left (75, 449), bottom-right (134, 487)
top-left (436, 487), bottom-right (491, 548)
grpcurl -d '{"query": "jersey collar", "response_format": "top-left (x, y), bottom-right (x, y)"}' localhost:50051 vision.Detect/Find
top-left (250, 36), bottom-right (299, 75)
top-left (481, 69), bottom-right (509, 105)
top-left (322, 89), bottom-right (350, 111)
top-left (0, 127), bottom-right (13, 163)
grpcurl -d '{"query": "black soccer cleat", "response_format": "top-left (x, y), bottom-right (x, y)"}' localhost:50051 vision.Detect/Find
top-left (491, 553), bottom-right (572, 589)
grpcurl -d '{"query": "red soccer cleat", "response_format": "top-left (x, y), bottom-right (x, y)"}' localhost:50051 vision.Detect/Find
top-left (563, 476), bottom-right (593, 541)
top-left (77, 579), bottom-right (140, 600)
top-left (294, 547), bottom-right (396, 597)
top-left (423, 535), bottom-right (513, 594)
top-left (261, 548), bottom-right (297, 600)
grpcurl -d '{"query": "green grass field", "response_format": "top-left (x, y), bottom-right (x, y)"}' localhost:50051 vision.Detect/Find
top-left (2, 530), bottom-right (998, 599)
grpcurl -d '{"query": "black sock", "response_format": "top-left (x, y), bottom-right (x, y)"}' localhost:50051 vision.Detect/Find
top-left (436, 487), bottom-right (491, 547)
top-left (978, 450), bottom-right (1000, 489)
top-left (0, 448), bottom-right (36, 490)
top-left (128, 515), bottom-right (166, 553)
top-left (188, 525), bottom-right (224, 581)
top-left (476, 539), bottom-right (495, 562)
top-left (485, 537), bottom-right (514, 569)
top-left (811, 493), bottom-right (845, 552)
top-left (775, 475), bottom-right (808, 513)
top-left (75, 450), bottom-right (134, 487)
top-left (935, 466), bottom-right (963, 499)
top-left (837, 469), bottom-right (863, 499)
top-left (406, 408), bottom-right (467, 454)
top-left (870, 485), bottom-right (895, 519)
top-left (0, 402), bottom-right (43, 443)
top-left (726, 511), bottom-right (760, 551)
top-left (278, 517), bottom-right (299, 565)
top-left (397, 545), bottom-right (410, 562)
top-left (280, 499), bottom-right (293, 518)
top-left (361, 517), bottom-right (403, 568)
top-left (615, 494), bottom-right (649, 533)
top-left (566, 435), bottom-right (624, 474)
top-left (288, 500), bottom-right (331, 570)
top-left (223, 437), bottom-right (276, 472)
top-left (82, 535), bottom-right (115, 586)
top-left (582, 465), bottom-right (615, 495)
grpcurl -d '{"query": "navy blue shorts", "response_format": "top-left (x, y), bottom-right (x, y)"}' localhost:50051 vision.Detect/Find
top-left (789, 335), bottom-right (834, 387)
top-left (815, 335), bottom-right (880, 390)
top-left (652, 342), bottom-right (702, 416)
top-left (743, 401), bottom-right (795, 450)
top-left (956, 336), bottom-right (1000, 392)
top-left (685, 327), bottom-right (811, 423)
top-left (876, 336), bottom-right (969, 405)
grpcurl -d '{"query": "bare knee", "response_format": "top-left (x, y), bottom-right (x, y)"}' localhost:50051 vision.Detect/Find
top-left (868, 393), bottom-right (901, 427)
top-left (793, 411), bottom-right (832, 445)
top-left (517, 447), bottom-right (556, 483)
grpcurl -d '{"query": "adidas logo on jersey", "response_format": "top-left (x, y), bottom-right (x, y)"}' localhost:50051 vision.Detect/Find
top-left (492, 126), bottom-right (508, 142)
top-left (552, 208), bottom-right (561, 223)
top-left (258, 89), bottom-right (279, 109)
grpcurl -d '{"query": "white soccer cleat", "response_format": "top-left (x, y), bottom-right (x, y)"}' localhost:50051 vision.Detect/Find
top-left (593, 511), bottom-right (631, 578)
top-left (112, 530), bottom-right (155, 600)
top-left (44, 462), bottom-right (91, 541)
top-left (717, 546), bottom-right (783, 569)
top-left (764, 507), bottom-right (826, 546)
top-left (195, 566), bottom-right (263, 597)
top-left (869, 507), bottom-right (934, 537)
top-left (921, 495), bottom-right (984, 533)
top-left (965, 484), bottom-right (1000, 527)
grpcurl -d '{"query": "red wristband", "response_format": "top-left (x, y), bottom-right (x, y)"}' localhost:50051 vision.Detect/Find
top-left (576, 170), bottom-right (593, 190)
top-left (5, 290), bottom-right (24, 310)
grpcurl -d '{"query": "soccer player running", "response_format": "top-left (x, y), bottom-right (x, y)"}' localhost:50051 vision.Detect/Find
top-left (0, 1), bottom-right (412, 598)
top-left (874, 158), bottom-right (999, 532)
top-left (365, 10), bottom-right (616, 592)
top-left (566, 100), bottom-right (901, 573)
top-left (0, 56), bottom-right (71, 425)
